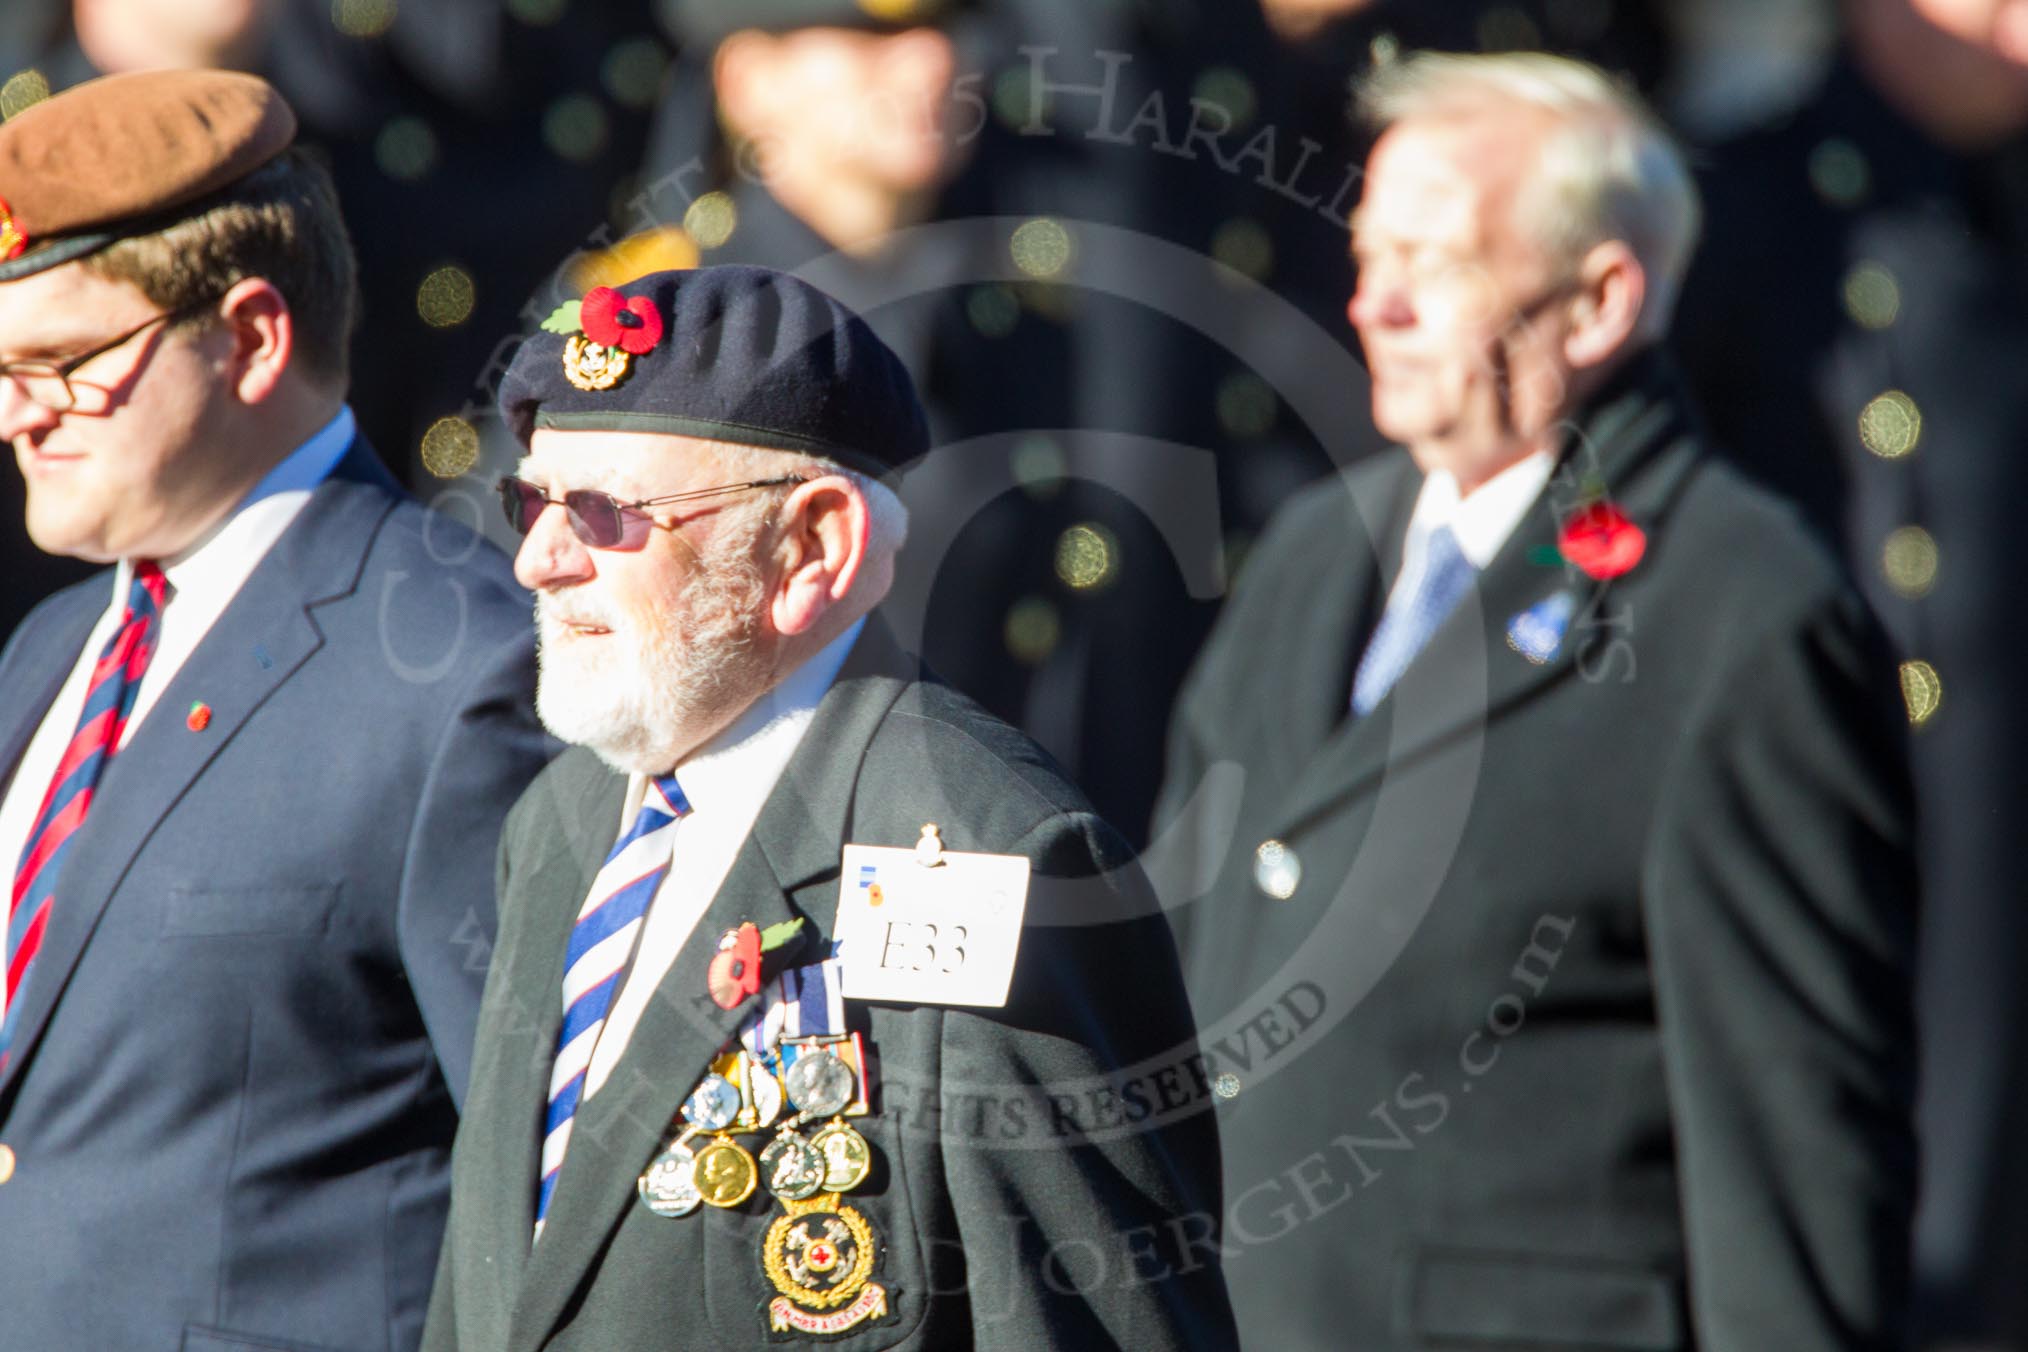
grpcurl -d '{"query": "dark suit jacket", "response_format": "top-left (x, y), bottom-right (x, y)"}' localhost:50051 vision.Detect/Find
top-left (423, 623), bottom-right (1239, 1352)
top-left (0, 442), bottom-right (553, 1352)
top-left (1153, 354), bottom-right (1919, 1350)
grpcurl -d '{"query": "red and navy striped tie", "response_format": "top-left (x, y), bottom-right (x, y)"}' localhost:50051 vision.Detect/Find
top-left (4, 562), bottom-right (169, 1059)
top-left (536, 773), bottom-right (689, 1231)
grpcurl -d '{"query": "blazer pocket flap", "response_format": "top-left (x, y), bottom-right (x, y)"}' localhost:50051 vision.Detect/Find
top-left (162, 882), bottom-right (341, 937)
top-left (1398, 1245), bottom-right (1685, 1349)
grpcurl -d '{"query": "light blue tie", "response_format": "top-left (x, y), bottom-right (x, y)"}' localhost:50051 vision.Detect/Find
top-left (1351, 524), bottom-right (1476, 716)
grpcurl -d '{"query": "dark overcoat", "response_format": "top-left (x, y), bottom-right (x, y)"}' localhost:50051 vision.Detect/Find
top-left (1155, 354), bottom-right (1920, 1351)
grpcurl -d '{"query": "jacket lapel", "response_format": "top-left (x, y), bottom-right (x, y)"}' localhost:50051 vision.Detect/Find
top-left (456, 749), bottom-right (623, 1331)
top-left (0, 464), bottom-right (399, 1098)
top-left (1278, 457), bottom-right (1418, 771)
top-left (506, 622), bottom-right (914, 1352)
top-left (0, 584), bottom-right (104, 800)
top-left (1268, 354), bottom-right (1705, 840)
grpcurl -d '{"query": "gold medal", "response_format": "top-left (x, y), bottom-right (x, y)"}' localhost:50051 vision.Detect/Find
top-left (809, 1120), bottom-right (872, 1194)
top-left (561, 334), bottom-right (632, 391)
top-left (762, 1196), bottom-right (891, 1337)
top-left (693, 1135), bottom-right (758, 1209)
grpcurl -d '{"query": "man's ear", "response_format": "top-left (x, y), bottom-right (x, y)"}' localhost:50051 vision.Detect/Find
top-left (215, 276), bottom-right (295, 405)
top-left (769, 475), bottom-right (870, 637)
top-left (1562, 240), bottom-right (1646, 371)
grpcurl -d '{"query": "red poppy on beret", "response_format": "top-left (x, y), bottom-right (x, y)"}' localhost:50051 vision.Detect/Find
top-left (579, 286), bottom-right (665, 355)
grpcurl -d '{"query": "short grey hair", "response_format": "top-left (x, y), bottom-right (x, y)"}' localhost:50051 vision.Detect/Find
top-left (704, 440), bottom-right (911, 562)
top-left (1359, 51), bottom-right (1702, 338)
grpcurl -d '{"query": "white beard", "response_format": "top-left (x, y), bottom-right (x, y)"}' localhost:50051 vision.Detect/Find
top-left (533, 540), bottom-right (772, 775)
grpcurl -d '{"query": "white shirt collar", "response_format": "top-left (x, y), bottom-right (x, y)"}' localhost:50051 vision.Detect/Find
top-left (619, 616), bottom-right (868, 827)
top-left (1406, 450), bottom-right (1557, 570)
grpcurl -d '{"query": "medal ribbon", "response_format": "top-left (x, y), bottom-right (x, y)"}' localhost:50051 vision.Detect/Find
top-left (740, 956), bottom-right (845, 1063)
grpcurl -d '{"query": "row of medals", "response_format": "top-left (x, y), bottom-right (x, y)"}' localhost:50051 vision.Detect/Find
top-left (638, 1037), bottom-right (870, 1217)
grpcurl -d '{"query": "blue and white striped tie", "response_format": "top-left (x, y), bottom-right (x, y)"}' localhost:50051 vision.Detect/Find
top-left (536, 774), bottom-right (689, 1231)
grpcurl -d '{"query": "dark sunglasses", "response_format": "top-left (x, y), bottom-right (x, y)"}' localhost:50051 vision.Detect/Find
top-left (497, 474), bottom-right (808, 549)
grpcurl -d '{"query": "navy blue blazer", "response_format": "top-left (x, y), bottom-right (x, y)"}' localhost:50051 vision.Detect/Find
top-left (0, 442), bottom-right (555, 1352)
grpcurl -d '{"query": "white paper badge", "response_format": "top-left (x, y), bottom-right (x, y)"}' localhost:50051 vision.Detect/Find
top-left (833, 827), bottom-right (1030, 1008)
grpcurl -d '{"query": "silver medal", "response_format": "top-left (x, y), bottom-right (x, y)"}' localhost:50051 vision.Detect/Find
top-left (759, 1133), bottom-right (827, 1201)
top-left (684, 1073), bottom-right (743, 1131)
top-left (784, 1048), bottom-right (855, 1118)
top-left (637, 1144), bottom-right (702, 1217)
top-left (747, 1057), bottom-right (783, 1129)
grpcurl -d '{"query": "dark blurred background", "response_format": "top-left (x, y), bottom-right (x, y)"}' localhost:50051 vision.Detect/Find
top-left (4, 2), bottom-right (2024, 1344)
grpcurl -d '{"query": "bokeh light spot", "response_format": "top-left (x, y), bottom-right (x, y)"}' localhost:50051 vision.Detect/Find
top-left (1809, 139), bottom-right (1870, 207)
top-left (1217, 371), bottom-right (1278, 441)
top-left (1005, 597), bottom-right (1061, 665)
top-left (1211, 218), bottom-right (1274, 282)
top-left (1858, 390), bottom-right (1921, 459)
top-left (967, 285), bottom-right (1020, 339)
top-left (1010, 435), bottom-right (1066, 498)
top-left (543, 95), bottom-right (609, 163)
top-left (1881, 525), bottom-right (1939, 599)
top-left (331, 0), bottom-right (396, 38)
top-left (417, 265), bottom-right (477, 328)
top-left (684, 191), bottom-right (738, 249)
top-left (1842, 261), bottom-right (1900, 330)
top-left (420, 416), bottom-right (481, 479)
top-left (375, 116), bottom-right (437, 181)
top-left (507, 0), bottom-right (568, 24)
top-left (602, 37), bottom-right (668, 110)
top-left (1055, 523), bottom-right (1119, 591)
top-left (1193, 68), bottom-right (1256, 129)
top-left (1, 69), bottom-right (51, 120)
top-left (1899, 659), bottom-right (1941, 726)
top-left (1011, 219), bottom-right (1073, 279)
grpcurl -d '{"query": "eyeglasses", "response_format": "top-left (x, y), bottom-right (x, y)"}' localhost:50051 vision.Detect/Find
top-left (0, 296), bottom-right (219, 412)
top-left (498, 474), bottom-right (809, 549)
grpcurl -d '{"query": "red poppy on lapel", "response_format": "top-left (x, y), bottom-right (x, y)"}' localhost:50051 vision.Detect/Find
top-left (706, 917), bottom-right (807, 1009)
top-left (578, 286), bottom-right (665, 355)
top-left (708, 923), bottom-right (764, 1009)
top-left (1558, 501), bottom-right (1647, 580)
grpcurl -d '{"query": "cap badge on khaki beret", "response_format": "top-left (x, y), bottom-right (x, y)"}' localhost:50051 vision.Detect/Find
top-left (0, 197), bottom-right (25, 262)
top-left (541, 285), bottom-right (667, 392)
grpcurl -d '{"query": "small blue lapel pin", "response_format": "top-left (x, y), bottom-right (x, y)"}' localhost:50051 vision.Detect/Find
top-left (1506, 591), bottom-right (1579, 665)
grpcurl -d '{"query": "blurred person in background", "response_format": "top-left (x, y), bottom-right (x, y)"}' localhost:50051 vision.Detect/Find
top-left (614, 0), bottom-right (1402, 843)
top-left (1670, 0), bottom-right (2028, 1343)
top-left (0, 70), bottom-right (551, 1350)
top-left (1159, 49), bottom-right (1919, 1349)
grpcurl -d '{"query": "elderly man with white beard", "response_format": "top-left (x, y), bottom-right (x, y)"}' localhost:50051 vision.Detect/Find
top-left (422, 264), bottom-right (1238, 1352)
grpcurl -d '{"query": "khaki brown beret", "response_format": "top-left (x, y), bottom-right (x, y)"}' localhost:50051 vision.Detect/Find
top-left (0, 69), bottom-right (296, 284)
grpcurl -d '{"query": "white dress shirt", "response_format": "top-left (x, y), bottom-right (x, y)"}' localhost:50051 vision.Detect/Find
top-left (1379, 450), bottom-right (1557, 616)
top-left (0, 407), bottom-right (356, 1023)
top-left (582, 617), bottom-right (865, 1101)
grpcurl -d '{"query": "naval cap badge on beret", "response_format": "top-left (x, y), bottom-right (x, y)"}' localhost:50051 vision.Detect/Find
top-left (0, 68), bottom-right (296, 283)
top-left (500, 265), bottom-right (929, 480)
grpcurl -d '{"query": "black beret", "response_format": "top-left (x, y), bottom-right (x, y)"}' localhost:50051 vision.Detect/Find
top-left (499, 265), bottom-right (928, 480)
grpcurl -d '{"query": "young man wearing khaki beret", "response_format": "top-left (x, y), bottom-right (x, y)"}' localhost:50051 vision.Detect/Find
top-left (0, 70), bottom-right (552, 1350)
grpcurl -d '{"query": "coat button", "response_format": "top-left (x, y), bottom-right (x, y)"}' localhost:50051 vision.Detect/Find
top-left (0, 1144), bottom-right (15, 1185)
top-left (1253, 839), bottom-right (1301, 899)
